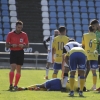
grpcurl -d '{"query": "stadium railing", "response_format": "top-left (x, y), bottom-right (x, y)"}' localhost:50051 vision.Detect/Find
top-left (0, 52), bottom-right (47, 69)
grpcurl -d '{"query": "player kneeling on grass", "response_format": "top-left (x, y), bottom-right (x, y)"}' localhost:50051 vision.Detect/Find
top-left (66, 47), bottom-right (86, 96)
top-left (17, 78), bottom-right (78, 91)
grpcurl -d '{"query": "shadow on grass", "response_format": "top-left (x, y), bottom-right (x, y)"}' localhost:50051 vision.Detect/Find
top-left (2, 89), bottom-right (23, 92)
top-left (93, 91), bottom-right (100, 94)
top-left (67, 95), bottom-right (87, 98)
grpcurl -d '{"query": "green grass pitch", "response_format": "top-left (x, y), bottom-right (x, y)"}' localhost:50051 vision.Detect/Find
top-left (0, 69), bottom-right (100, 100)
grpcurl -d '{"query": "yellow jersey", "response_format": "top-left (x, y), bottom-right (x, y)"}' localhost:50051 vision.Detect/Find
top-left (52, 35), bottom-right (69, 63)
top-left (82, 32), bottom-right (98, 60)
top-left (67, 47), bottom-right (87, 57)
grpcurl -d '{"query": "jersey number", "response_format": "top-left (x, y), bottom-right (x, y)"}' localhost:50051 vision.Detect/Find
top-left (58, 42), bottom-right (64, 50)
top-left (89, 40), bottom-right (92, 48)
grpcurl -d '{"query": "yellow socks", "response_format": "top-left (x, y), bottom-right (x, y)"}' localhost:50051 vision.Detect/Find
top-left (69, 76), bottom-right (75, 91)
top-left (80, 76), bottom-right (85, 91)
top-left (52, 74), bottom-right (57, 78)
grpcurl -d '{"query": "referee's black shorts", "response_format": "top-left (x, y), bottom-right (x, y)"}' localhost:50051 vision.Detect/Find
top-left (98, 55), bottom-right (100, 65)
top-left (10, 50), bottom-right (24, 65)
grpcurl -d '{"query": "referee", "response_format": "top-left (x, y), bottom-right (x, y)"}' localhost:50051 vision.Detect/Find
top-left (5, 20), bottom-right (29, 90)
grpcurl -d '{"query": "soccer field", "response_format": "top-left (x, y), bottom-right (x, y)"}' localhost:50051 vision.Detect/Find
top-left (0, 69), bottom-right (100, 100)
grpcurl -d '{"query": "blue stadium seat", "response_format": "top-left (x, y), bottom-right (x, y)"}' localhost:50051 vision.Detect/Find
top-left (4, 29), bottom-right (10, 34)
top-left (67, 30), bottom-right (74, 37)
top-left (81, 13), bottom-right (88, 18)
top-left (67, 24), bottom-right (73, 30)
top-left (65, 12), bottom-right (72, 17)
top-left (0, 17), bottom-right (1, 22)
top-left (49, 1), bottom-right (55, 6)
top-left (64, 1), bottom-right (71, 6)
top-left (58, 24), bottom-right (65, 27)
top-left (58, 18), bottom-right (65, 24)
top-left (2, 16), bottom-right (9, 22)
top-left (0, 23), bottom-right (2, 28)
top-left (76, 37), bottom-right (82, 43)
top-left (87, 1), bottom-right (94, 6)
top-left (50, 18), bottom-right (57, 24)
top-left (56, 0), bottom-right (63, 6)
top-left (65, 6), bottom-right (71, 12)
top-left (51, 30), bottom-right (55, 35)
top-left (72, 7), bottom-right (79, 12)
top-left (75, 25), bottom-right (82, 30)
top-left (75, 31), bottom-right (82, 36)
top-left (50, 12), bottom-right (57, 18)
top-left (97, 14), bottom-right (100, 19)
top-left (49, 6), bottom-right (56, 11)
top-left (73, 13), bottom-right (80, 18)
top-left (58, 12), bottom-right (64, 17)
top-left (1, 0), bottom-right (7, 4)
top-left (95, 2), bottom-right (100, 7)
top-left (80, 1), bottom-right (86, 6)
top-left (0, 35), bottom-right (3, 41)
top-left (88, 7), bottom-right (95, 13)
top-left (82, 19), bottom-right (89, 24)
top-left (0, 29), bottom-right (3, 34)
top-left (4, 35), bottom-right (7, 41)
top-left (57, 6), bottom-right (64, 11)
top-left (96, 7), bottom-right (100, 13)
top-left (50, 24), bottom-right (57, 29)
top-left (74, 19), bottom-right (81, 24)
top-left (1, 4), bottom-right (8, 10)
top-left (72, 1), bottom-right (79, 6)
top-left (82, 25), bottom-right (88, 31)
top-left (2, 10), bottom-right (9, 16)
top-left (80, 7), bottom-right (87, 12)
top-left (89, 13), bottom-right (96, 19)
top-left (66, 18), bottom-right (73, 24)
top-left (3, 23), bottom-right (10, 28)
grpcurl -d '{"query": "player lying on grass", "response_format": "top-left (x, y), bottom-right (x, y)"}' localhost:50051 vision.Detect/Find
top-left (16, 78), bottom-right (78, 91)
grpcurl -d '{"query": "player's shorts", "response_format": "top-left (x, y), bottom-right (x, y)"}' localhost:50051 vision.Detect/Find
top-left (69, 52), bottom-right (86, 71)
top-left (47, 51), bottom-right (52, 63)
top-left (98, 55), bottom-right (100, 65)
top-left (87, 60), bottom-right (98, 70)
top-left (10, 50), bottom-right (24, 65)
top-left (53, 63), bottom-right (61, 70)
top-left (44, 78), bottom-right (61, 91)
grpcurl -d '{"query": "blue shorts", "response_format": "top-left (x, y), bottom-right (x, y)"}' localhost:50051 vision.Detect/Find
top-left (44, 78), bottom-right (61, 91)
top-left (88, 60), bottom-right (98, 70)
top-left (69, 52), bottom-right (86, 71)
top-left (53, 63), bottom-right (61, 70)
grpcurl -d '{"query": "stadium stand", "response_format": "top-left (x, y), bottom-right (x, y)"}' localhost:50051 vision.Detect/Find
top-left (16, 0), bottom-right (43, 42)
top-left (0, 0), bottom-right (99, 43)
top-left (41, 0), bottom-right (99, 43)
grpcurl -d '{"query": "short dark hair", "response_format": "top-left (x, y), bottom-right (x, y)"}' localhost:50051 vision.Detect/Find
top-left (90, 19), bottom-right (99, 25)
top-left (89, 25), bottom-right (94, 32)
top-left (68, 38), bottom-right (75, 42)
top-left (58, 26), bottom-right (66, 33)
top-left (16, 20), bottom-right (23, 26)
